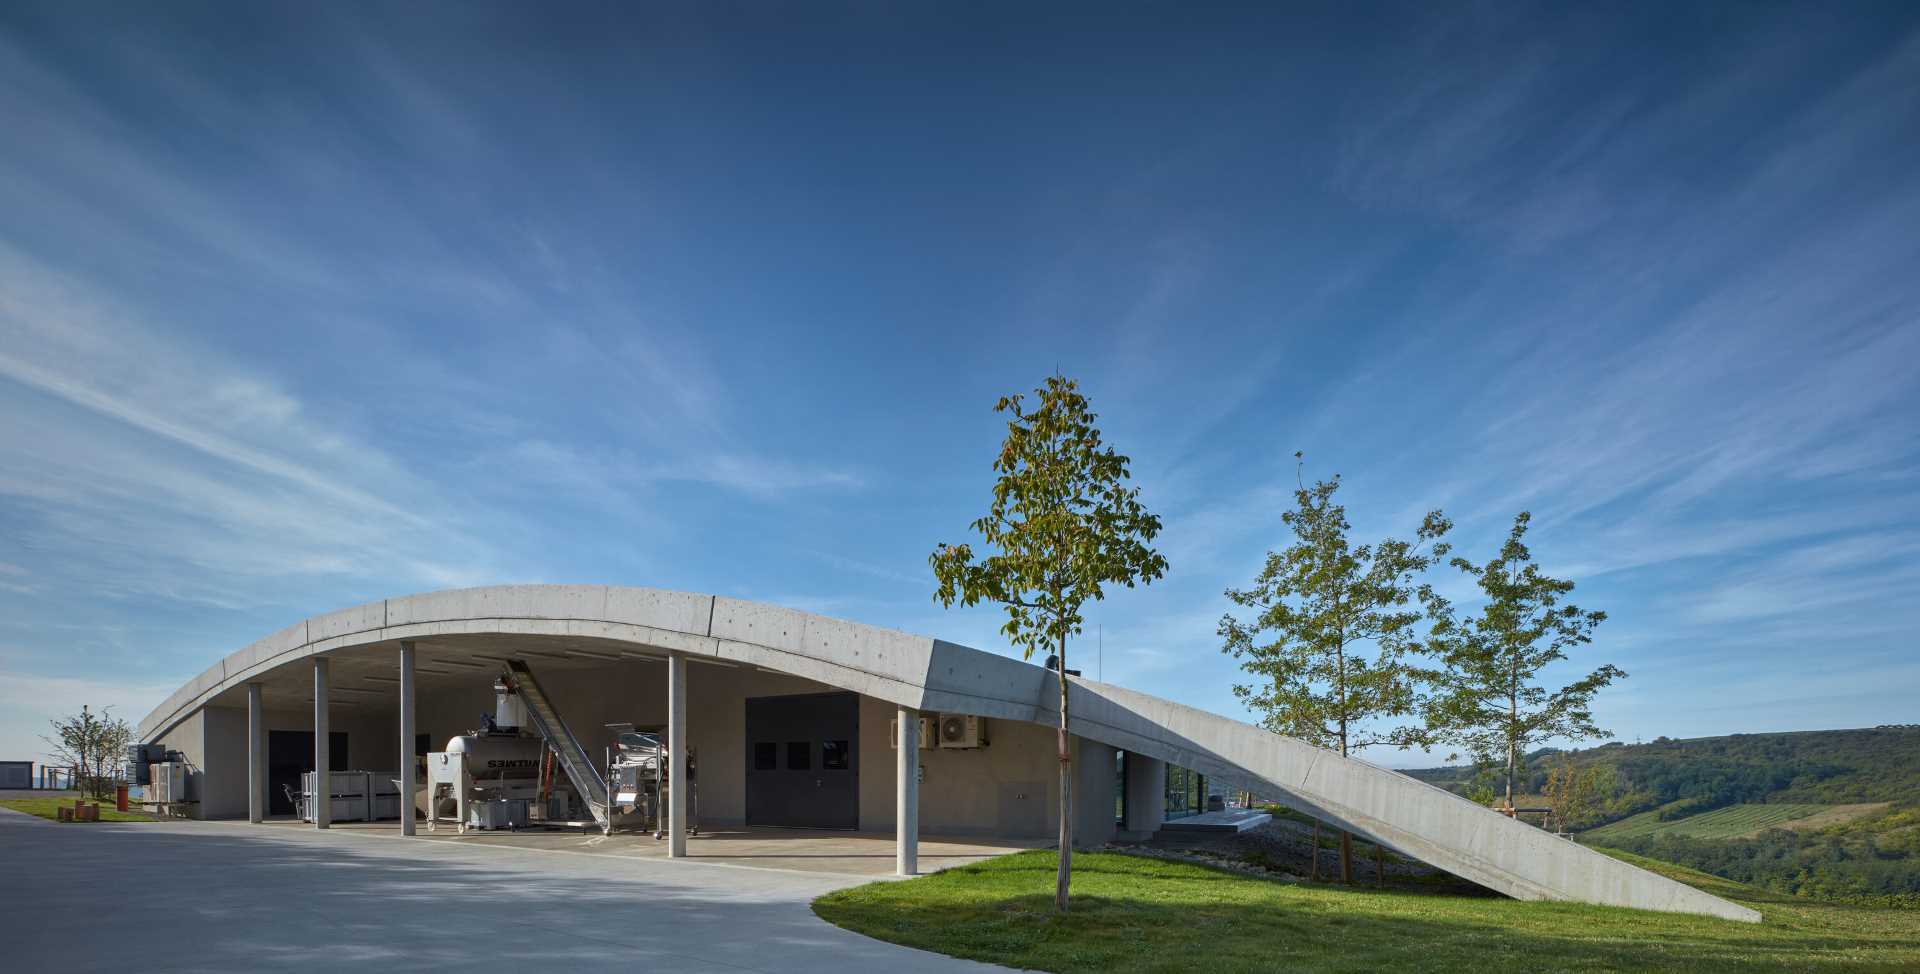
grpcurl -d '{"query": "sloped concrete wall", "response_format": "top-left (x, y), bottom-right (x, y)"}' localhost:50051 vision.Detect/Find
top-left (1049, 673), bottom-right (1760, 922)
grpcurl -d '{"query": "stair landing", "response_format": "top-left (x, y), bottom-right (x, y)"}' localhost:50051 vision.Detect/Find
top-left (1157, 809), bottom-right (1273, 834)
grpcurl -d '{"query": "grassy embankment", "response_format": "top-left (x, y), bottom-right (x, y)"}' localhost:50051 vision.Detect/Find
top-left (0, 797), bottom-right (159, 823)
top-left (814, 849), bottom-right (1920, 973)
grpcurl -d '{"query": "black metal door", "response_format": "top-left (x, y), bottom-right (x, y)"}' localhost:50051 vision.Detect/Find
top-left (267, 730), bottom-right (347, 815)
top-left (745, 692), bottom-right (859, 829)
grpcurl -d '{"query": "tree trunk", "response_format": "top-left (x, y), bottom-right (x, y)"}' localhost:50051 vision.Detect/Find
top-left (1507, 668), bottom-right (1519, 816)
top-left (1507, 693), bottom-right (1518, 816)
top-left (1310, 820), bottom-right (1321, 880)
top-left (1055, 631), bottom-right (1072, 914)
top-left (1337, 722), bottom-right (1353, 883)
top-left (1336, 659), bottom-right (1353, 884)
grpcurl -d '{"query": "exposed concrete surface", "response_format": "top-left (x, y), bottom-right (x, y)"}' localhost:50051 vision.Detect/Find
top-left (134, 583), bottom-right (1757, 922)
top-left (1158, 808), bottom-right (1273, 833)
top-left (256, 819), bottom-right (1046, 878)
top-left (1063, 676), bottom-right (1762, 923)
top-left (0, 807), bottom-right (1002, 973)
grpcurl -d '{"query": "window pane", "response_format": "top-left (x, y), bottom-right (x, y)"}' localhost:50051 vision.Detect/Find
top-left (753, 742), bottom-right (777, 771)
top-left (1166, 766), bottom-right (1194, 819)
top-left (787, 741), bottom-right (811, 770)
top-left (822, 740), bottom-right (850, 770)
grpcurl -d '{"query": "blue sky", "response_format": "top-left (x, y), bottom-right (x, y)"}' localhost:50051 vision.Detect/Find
top-left (3, 3), bottom-right (1916, 767)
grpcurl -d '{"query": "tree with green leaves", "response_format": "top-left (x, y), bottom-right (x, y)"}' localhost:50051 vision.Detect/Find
top-left (1543, 753), bottom-right (1613, 834)
top-left (1421, 511), bottom-right (1618, 816)
top-left (931, 374), bottom-right (1167, 913)
top-left (1219, 456), bottom-right (1450, 883)
top-left (43, 705), bottom-right (132, 800)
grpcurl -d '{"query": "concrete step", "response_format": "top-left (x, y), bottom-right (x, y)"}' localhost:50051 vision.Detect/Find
top-left (1155, 809), bottom-right (1273, 834)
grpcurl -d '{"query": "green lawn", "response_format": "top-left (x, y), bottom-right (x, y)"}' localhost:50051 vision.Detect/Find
top-left (0, 797), bottom-right (159, 823)
top-left (1585, 803), bottom-right (1825, 841)
top-left (813, 849), bottom-right (1920, 973)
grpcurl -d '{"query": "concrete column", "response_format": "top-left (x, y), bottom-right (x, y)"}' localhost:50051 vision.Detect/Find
top-left (1075, 738), bottom-right (1118, 847)
top-left (313, 656), bottom-right (330, 829)
top-left (247, 683), bottom-right (265, 823)
top-left (1123, 751), bottom-right (1166, 835)
top-left (896, 707), bottom-right (919, 875)
top-left (667, 652), bottom-right (687, 858)
top-left (398, 641), bottom-right (416, 837)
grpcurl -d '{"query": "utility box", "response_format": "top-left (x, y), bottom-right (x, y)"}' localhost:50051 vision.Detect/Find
top-left (936, 714), bottom-right (990, 749)
top-left (890, 716), bottom-right (936, 750)
top-left (125, 744), bottom-right (166, 785)
top-left (0, 761), bottom-right (30, 789)
top-left (151, 762), bottom-right (191, 804)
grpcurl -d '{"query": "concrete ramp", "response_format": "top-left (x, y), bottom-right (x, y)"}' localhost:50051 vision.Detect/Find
top-left (1048, 674), bottom-right (1761, 923)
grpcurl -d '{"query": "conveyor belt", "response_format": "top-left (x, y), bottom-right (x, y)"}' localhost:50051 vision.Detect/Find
top-left (505, 659), bottom-right (608, 823)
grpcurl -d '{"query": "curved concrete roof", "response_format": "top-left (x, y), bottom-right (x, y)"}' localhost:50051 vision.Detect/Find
top-left (140, 584), bottom-right (1758, 923)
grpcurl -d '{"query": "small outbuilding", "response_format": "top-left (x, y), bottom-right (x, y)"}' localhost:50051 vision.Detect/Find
top-left (0, 760), bottom-right (32, 789)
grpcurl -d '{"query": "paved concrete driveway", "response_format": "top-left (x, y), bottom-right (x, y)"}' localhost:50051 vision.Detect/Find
top-left (0, 808), bottom-right (1001, 973)
top-left (254, 818), bottom-right (1045, 878)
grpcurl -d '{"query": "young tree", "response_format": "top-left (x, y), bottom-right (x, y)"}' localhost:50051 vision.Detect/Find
top-left (1462, 765), bottom-right (1500, 808)
top-left (1543, 754), bottom-right (1612, 834)
top-left (1219, 457), bottom-right (1450, 882)
top-left (43, 705), bottom-right (132, 799)
top-left (1422, 512), bottom-right (1619, 815)
top-left (931, 374), bottom-right (1168, 913)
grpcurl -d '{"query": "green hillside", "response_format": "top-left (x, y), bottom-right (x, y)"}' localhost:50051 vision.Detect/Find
top-left (1585, 803), bottom-right (1822, 841)
top-left (1405, 725), bottom-right (1920, 808)
top-left (1405, 726), bottom-right (1920, 902)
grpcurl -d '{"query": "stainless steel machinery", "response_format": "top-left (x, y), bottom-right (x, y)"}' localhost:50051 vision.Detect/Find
top-left (426, 678), bottom-right (566, 832)
top-left (425, 661), bottom-right (693, 838)
top-left (603, 723), bottom-right (697, 838)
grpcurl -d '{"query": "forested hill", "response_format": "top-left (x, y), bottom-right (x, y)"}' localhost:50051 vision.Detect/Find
top-left (1403, 725), bottom-right (1920, 902)
top-left (1404, 725), bottom-right (1920, 809)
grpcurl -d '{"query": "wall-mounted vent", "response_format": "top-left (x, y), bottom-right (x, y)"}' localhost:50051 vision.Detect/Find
top-left (890, 716), bottom-right (937, 750)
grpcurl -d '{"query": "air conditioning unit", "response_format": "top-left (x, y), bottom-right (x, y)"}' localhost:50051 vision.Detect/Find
top-left (152, 762), bottom-right (190, 804)
top-left (937, 714), bottom-right (988, 749)
top-left (890, 716), bottom-right (936, 750)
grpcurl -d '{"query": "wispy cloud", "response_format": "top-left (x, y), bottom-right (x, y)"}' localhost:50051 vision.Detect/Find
top-left (0, 260), bottom-right (506, 611)
top-left (0, 668), bottom-right (181, 764)
top-left (1, 5), bottom-right (1914, 764)
top-left (500, 439), bottom-right (863, 498)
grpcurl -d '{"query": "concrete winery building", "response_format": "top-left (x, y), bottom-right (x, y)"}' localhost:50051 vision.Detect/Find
top-left (135, 584), bottom-right (1757, 922)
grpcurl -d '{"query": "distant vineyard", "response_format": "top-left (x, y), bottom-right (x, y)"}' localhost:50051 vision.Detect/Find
top-left (1584, 803), bottom-right (1822, 841)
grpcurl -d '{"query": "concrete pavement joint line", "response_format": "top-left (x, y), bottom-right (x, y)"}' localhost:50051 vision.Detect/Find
top-left (200, 819), bottom-right (892, 884)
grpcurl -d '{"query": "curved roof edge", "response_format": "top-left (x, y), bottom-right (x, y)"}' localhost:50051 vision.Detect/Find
top-left (138, 584), bottom-right (1759, 924)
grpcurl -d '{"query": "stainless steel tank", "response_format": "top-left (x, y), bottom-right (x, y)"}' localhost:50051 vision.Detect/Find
top-left (446, 735), bottom-right (544, 778)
